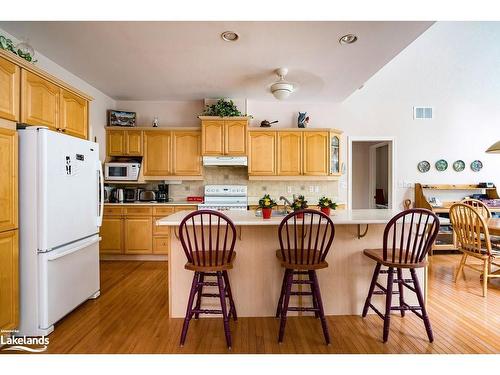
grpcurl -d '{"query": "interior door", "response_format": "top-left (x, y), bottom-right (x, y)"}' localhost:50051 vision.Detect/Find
top-left (39, 129), bottom-right (100, 251)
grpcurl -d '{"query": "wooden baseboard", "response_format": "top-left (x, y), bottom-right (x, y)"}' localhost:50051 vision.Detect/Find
top-left (100, 254), bottom-right (168, 261)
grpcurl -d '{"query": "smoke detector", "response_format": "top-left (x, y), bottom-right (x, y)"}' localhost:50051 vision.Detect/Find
top-left (270, 68), bottom-right (294, 100)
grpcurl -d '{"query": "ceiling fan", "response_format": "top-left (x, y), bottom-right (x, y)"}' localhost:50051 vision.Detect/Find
top-left (270, 68), bottom-right (295, 100)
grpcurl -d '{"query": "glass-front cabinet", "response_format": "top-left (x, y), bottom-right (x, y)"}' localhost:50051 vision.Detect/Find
top-left (329, 131), bottom-right (342, 176)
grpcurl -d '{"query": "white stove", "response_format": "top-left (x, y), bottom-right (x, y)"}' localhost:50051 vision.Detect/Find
top-left (198, 185), bottom-right (248, 211)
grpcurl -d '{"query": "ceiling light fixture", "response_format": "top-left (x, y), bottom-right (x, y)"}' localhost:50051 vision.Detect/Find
top-left (270, 68), bottom-right (294, 100)
top-left (221, 31), bottom-right (239, 42)
top-left (339, 34), bottom-right (358, 45)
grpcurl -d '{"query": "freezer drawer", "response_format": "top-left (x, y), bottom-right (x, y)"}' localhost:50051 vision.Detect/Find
top-left (38, 236), bottom-right (100, 329)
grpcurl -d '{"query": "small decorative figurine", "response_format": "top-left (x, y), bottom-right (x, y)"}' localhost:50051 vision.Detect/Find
top-left (260, 120), bottom-right (278, 127)
top-left (152, 116), bottom-right (159, 127)
top-left (298, 112), bottom-right (306, 128)
top-left (298, 112), bottom-right (309, 128)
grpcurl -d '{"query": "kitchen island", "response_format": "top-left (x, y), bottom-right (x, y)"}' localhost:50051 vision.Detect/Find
top-left (158, 209), bottom-right (424, 318)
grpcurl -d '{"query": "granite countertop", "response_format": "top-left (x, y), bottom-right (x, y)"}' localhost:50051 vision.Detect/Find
top-left (157, 209), bottom-right (402, 226)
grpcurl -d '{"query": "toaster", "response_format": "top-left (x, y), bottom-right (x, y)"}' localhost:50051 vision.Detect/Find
top-left (139, 190), bottom-right (156, 202)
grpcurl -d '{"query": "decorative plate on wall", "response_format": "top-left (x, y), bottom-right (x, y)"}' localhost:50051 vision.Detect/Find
top-left (452, 160), bottom-right (465, 172)
top-left (435, 159), bottom-right (448, 172)
top-left (470, 160), bottom-right (483, 172)
top-left (417, 161), bottom-right (431, 173)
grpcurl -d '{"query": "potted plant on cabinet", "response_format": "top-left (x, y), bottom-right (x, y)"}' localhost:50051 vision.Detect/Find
top-left (317, 197), bottom-right (337, 216)
top-left (258, 194), bottom-right (277, 219)
top-left (291, 195), bottom-right (308, 218)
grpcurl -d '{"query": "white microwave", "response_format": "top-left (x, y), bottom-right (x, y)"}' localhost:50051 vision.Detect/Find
top-left (104, 162), bottom-right (141, 181)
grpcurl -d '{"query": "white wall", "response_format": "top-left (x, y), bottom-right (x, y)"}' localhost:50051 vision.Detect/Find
top-left (338, 21), bottom-right (500, 207)
top-left (0, 28), bottom-right (116, 161)
top-left (21, 21), bottom-right (499, 208)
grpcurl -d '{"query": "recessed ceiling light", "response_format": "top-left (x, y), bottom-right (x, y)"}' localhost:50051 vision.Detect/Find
top-left (339, 34), bottom-right (358, 45)
top-left (221, 31), bottom-right (239, 42)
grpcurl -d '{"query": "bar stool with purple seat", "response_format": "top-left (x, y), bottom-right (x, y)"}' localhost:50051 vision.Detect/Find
top-left (361, 208), bottom-right (440, 343)
top-left (178, 210), bottom-right (238, 349)
top-left (275, 209), bottom-right (335, 344)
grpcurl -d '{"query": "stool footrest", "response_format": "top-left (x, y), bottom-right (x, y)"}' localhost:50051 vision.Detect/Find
top-left (379, 269), bottom-right (397, 274)
top-left (291, 280), bottom-right (313, 285)
top-left (192, 309), bottom-right (223, 315)
top-left (200, 293), bottom-right (220, 298)
top-left (375, 282), bottom-right (399, 294)
top-left (287, 307), bottom-right (320, 312)
top-left (199, 281), bottom-right (219, 287)
top-left (289, 291), bottom-right (313, 296)
top-left (391, 305), bottom-right (422, 311)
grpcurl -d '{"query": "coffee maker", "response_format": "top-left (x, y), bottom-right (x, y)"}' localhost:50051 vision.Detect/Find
top-left (156, 184), bottom-right (168, 202)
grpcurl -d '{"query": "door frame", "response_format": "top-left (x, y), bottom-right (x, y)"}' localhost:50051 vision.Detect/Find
top-left (347, 136), bottom-right (396, 210)
top-left (368, 142), bottom-right (391, 209)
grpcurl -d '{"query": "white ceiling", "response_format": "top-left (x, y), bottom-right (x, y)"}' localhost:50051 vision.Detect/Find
top-left (0, 21), bottom-right (433, 101)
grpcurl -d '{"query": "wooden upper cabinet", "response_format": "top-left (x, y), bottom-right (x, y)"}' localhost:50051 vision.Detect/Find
top-left (59, 89), bottom-right (88, 139)
top-left (0, 229), bottom-right (19, 331)
top-left (201, 120), bottom-right (224, 155)
top-left (21, 70), bottom-right (59, 129)
top-left (0, 57), bottom-right (20, 122)
top-left (248, 131), bottom-right (276, 176)
top-left (303, 131), bottom-right (329, 176)
top-left (224, 120), bottom-right (247, 155)
top-left (172, 131), bottom-right (201, 176)
top-left (143, 131), bottom-right (172, 176)
top-left (126, 130), bottom-right (143, 156)
top-left (277, 131), bottom-right (302, 176)
top-left (329, 132), bottom-right (341, 176)
top-left (106, 129), bottom-right (143, 156)
top-left (0, 128), bottom-right (18, 233)
top-left (107, 130), bottom-right (125, 156)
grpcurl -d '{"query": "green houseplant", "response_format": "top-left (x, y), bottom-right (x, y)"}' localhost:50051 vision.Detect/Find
top-left (258, 194), bottom-right (277, 219)
top-left (317, 197), bottom-right (337, 216)
top-left (203, 98), bottom-right (243, 117)
top-left (291, 195), bottom-right (308, 218)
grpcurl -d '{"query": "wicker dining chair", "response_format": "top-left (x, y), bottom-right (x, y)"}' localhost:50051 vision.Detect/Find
top-left (362, 209), bottom-right (440, 343)
top-left (178, 210), bottom-right (238, 349)
top-left (449, 203), bottom-right (500, 297)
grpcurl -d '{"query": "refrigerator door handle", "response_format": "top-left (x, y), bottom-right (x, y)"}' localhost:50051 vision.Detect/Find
top-left (97, 162), bottom-right (104, 227)
top-left (46, 237), bottom-right (101, 261)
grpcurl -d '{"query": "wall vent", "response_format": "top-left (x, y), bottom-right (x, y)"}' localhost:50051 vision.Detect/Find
top-left (413, 106), bottom-right (433, 120)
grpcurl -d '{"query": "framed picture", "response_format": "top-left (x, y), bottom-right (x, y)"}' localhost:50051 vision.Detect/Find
top-left (107, 110), bottom-right (137, 127)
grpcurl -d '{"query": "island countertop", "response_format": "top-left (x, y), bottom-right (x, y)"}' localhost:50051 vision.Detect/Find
top-left (157, 208), bottom-right (401, 226)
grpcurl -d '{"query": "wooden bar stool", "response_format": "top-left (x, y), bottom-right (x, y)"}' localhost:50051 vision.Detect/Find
top-left (362, 209), bottom-right (440, 343)
top-left (275, 209), bottom-right (335, 344)
top-left (178, 210), bottom-right (237, 349)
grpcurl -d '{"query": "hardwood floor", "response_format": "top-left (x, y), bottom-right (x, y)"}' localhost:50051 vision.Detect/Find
top-left (33, 255), bottom-right (500, 353)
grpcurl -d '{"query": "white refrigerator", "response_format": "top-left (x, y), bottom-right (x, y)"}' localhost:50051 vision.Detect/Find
top-left (17, 127), bottom-right (104, 336)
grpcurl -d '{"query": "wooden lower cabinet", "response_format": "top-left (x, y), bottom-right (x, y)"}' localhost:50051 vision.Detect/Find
top-left (124, 217), bottom-right (152, 254)
top-left (100, 205), bottom-right (197, 256)
top-left (99, 216), bottom-right (124, 254)
top-left (0, 229), bottom-right (18, 332)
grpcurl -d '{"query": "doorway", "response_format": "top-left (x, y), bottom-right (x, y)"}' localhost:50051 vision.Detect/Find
top-left (348, 137), bottom-right (395, 209)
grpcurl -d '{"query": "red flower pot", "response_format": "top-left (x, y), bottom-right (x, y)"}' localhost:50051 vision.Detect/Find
top-left (262, 207), bottom-right (272, 219)
top-left (295, 211), bottom-right (304, 219)
top-left (320, 207), bottom-right (331, 216)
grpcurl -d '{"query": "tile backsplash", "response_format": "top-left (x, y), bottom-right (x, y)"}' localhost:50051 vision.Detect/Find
top-left (168, 167), bottom-right (340, 205)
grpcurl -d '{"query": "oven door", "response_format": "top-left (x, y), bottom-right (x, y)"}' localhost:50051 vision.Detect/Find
top-left (105, 164), bottom-right (131, 180)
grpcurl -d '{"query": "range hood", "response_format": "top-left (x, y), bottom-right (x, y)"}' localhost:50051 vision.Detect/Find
top-left (203, 156), bottom-right (248, 167)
